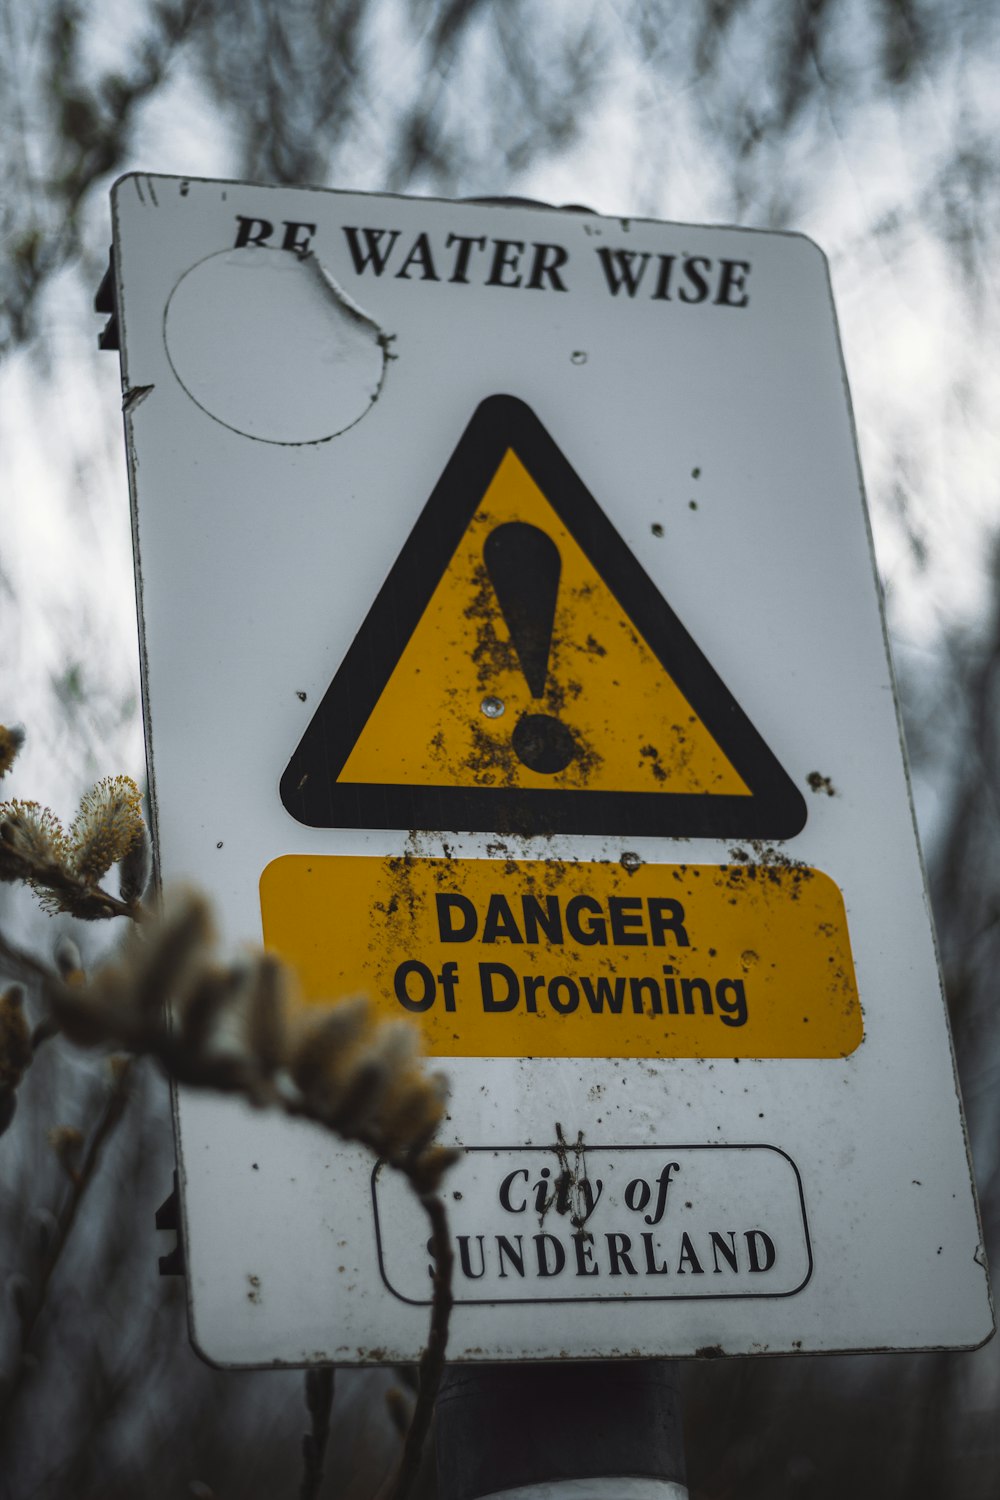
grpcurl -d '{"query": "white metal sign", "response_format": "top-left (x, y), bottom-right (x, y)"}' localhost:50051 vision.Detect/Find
top-left (108, 173), bottom-right (992, 1365)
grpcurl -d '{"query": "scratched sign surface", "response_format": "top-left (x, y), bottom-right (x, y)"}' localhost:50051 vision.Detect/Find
top-left (110, 175), bottom-right (992, 1365)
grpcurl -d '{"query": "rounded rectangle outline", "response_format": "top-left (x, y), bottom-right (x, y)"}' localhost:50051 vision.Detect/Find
top-left (371, 1141), bottom-right (813, 1307)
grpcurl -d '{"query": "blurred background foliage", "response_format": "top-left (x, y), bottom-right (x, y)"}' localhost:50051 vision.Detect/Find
top-left (1, 1), bottom-right (999, 1495)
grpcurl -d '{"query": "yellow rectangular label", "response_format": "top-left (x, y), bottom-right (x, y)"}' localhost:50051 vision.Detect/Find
top-left (259, 856), bottom-right (862, 1059)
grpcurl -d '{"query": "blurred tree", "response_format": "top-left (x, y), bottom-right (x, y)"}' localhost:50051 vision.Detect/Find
top-left (1, 1), bottom-right (998, 1496)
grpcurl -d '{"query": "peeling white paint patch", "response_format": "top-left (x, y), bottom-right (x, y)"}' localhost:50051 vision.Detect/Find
top-left (163, 245), bottom-right (387, 444)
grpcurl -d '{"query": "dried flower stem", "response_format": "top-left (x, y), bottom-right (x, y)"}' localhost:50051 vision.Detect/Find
top-left (386, 1189), bottom-right (454, 1500)
top-left (0, 896), bottom-right (456, 1490)
top-left (1, 748), bottom-right (456, 1480)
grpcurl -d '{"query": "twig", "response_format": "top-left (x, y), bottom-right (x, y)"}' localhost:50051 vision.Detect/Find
top-left (386, 1190), bottom-right (453, 1500)
top-left (0, 1059), bottom-right (133, 1428)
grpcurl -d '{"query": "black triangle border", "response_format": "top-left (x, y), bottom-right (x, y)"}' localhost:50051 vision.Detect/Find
top-left (280, 395), bottom-right (807, 840)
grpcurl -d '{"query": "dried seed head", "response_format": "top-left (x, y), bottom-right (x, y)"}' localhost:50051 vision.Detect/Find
top-left (368, 1018), bottom-right (420, 1078)
top-left (338, 1021), bottom-right (421, 1138)
top-left (288, 997), bottom-right (450, 1170)
top-left (0, 986), bottom-right (31, 1090)
top-left (176, 962), bottom-right (240, 1052)
top-left (408, 1144), bottom-right (462, 1197)
top-left (244, 954), bottom-right (293, 1077)
top-left (0, 842), bottom-right (21, 885)
top-left (33, 881), bottom-right (455, 1200)
top-left (289, 996), bottom-right (374, 1104)
top-left (378, 1071), bottom-right (449, 1165)
top-left (325, 1053), bottom-right (388, 1135)
top-left (0, 800), bottom-right (69, 871)
top-left (0, 725), bottom-right (25, 779)
top-left (123, 886), bottom-right (215, 1022)
top-left (365, 1028), bottom-right (449, 1164)
top-left (55, 887), bottom-right (215, 1050)
top-left (69, 776), bottom-right (145, 882)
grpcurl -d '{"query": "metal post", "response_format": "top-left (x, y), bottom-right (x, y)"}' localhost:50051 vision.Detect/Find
top-left (435, 1361), bottom-right (687, 1500)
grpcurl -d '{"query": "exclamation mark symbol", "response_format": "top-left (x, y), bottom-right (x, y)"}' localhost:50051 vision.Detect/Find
top-left (483, 521), bottom-right (578, 774)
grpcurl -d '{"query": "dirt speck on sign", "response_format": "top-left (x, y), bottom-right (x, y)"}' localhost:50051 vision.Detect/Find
top-left (807, 770), bottom-right (837, 796)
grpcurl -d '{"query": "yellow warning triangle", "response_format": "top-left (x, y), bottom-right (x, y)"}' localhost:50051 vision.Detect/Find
top-left (340, 447), bottom-right (747, 796)
top-left (281, 396), bottom-right (805, 839)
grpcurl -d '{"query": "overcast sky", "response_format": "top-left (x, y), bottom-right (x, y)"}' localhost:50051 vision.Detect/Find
top-left (4, 3), bottom-right (998, 841)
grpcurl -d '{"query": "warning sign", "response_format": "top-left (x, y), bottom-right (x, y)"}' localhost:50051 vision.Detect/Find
top-left (260, 854), bottom-right (862, 1059)
top-left (109, 181), bottom-right (993, 1364)
top-left (280, 397), bottom-right (806, 839)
